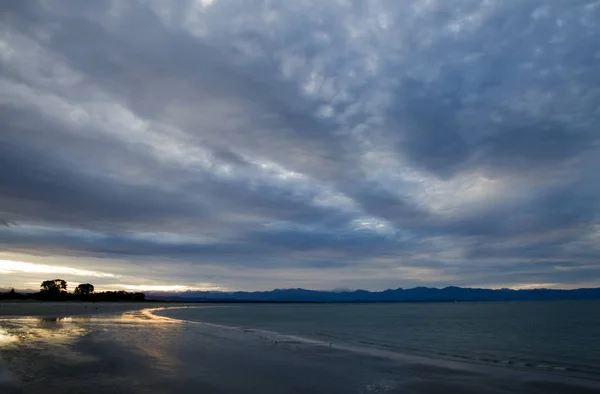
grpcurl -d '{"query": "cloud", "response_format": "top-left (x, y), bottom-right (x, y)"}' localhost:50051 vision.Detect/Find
top-left (0, 259), bottom-right (115, 278)
top-left (1, 0), bottom-right (600, 291)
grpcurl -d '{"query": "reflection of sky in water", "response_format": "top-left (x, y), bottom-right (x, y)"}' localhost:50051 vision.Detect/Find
top-left (0, 309), bottom-right (181, 348)
top-left (0, 317), bottom-right (87, 351)
top-left (0, 327), bottom-right (16, 345)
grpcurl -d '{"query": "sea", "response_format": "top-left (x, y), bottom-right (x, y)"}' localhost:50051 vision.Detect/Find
top-left (1, 300), bottom-right (600, 393)
top-left (155, 300), bottom-right (600, 377)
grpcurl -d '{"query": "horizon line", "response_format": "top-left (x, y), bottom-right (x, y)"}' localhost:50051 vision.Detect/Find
top-left (4, 284), bottom-right (600, 294)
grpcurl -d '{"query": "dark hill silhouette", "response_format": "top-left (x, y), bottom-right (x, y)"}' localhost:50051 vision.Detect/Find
top-left (147, 286), bottom-right (600, 303)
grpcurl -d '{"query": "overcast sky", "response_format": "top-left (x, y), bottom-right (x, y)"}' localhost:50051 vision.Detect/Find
top-left (1, 0), bottom-right (600, 292)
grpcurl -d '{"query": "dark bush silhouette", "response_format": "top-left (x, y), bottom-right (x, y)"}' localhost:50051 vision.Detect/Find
top-left (90, 290), bottom-right (145, 302)
top-left (0, 288), bottom-right (25, 300)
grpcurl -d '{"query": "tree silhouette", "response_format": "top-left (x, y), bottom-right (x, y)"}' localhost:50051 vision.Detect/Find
top-left (2, 280), bottom-right (145, 302)
top-left (74, 283), bottom-right (95, 297)
top-left (41, 279), bottom-right (68, 294)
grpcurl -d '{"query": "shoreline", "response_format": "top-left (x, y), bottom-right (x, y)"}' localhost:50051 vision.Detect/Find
top-left (0, 301), bottom-right (185, 319)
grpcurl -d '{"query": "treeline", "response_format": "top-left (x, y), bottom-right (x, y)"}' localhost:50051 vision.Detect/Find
top-left (0, 279), bottom-right (145, 302)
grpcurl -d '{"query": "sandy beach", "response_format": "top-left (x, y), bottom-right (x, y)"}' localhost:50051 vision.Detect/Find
top-left (1, 302), bottom-right (599, 394)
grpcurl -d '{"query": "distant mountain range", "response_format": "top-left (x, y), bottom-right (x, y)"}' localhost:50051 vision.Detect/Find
top-left (147, 286), bottom-right (600, 303)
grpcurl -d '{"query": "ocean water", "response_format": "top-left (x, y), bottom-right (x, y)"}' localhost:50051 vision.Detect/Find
top-left (2, 301), bottom-right (600, 393)
top-left (156, 301), bottom-right (600, 377)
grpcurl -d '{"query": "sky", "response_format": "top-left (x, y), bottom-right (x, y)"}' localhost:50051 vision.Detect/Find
top-left (1, 0), bottom-right (600, 293)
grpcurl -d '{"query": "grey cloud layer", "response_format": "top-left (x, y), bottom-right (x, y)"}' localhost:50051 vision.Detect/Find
top-left (1, 0), bottom-right (600, 290)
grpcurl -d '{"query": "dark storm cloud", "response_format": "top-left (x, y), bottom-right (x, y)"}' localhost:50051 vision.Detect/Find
top-left (1, 0), bottom-right (600, 290)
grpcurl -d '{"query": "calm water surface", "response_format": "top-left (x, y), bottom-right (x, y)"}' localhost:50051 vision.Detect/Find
top-left (158, 301), bottom-right (600, 376)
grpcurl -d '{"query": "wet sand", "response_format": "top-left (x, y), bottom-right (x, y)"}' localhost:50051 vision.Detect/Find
top-left (1, 303), bottom-right (599, 394)
top-left (0, 301), bottom-right (172, 318)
